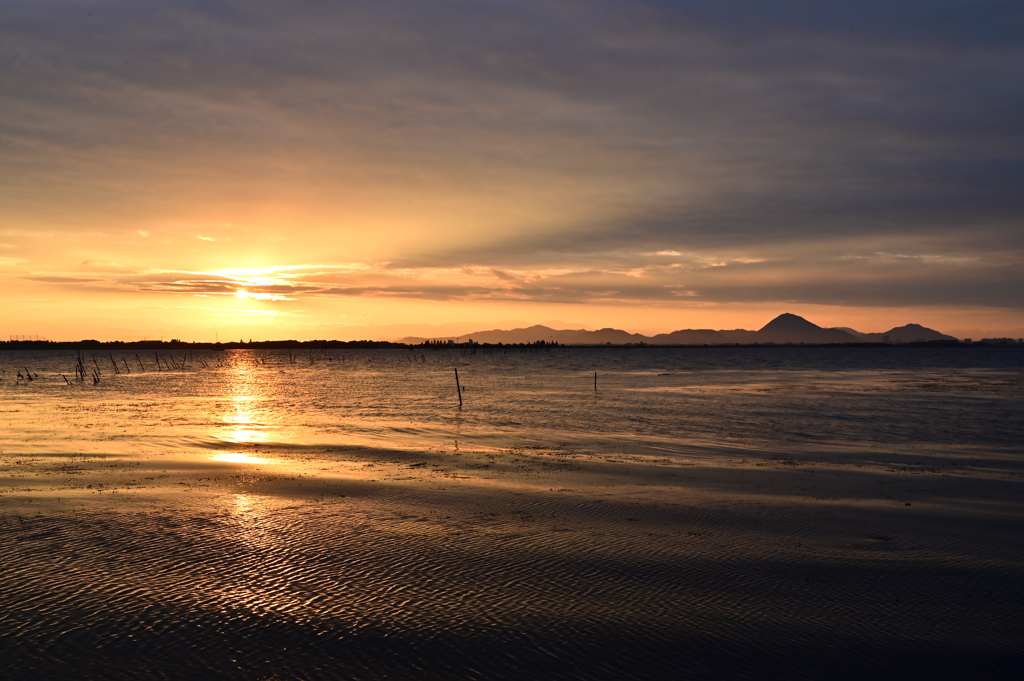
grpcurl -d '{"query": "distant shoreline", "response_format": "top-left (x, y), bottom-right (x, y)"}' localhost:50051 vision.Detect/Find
top-left (1, 339), bottom-right (1018, 349)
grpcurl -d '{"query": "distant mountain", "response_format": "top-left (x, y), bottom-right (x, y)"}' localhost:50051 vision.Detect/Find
top-left (833, 327), bottom-right (869, 340)
top-left (755, 313), bottom-right (861, 344)
top-left (459, 325), bottom-right (572, 345)
top-left (858, 323), bottom-right (958, 344)
top-left (648, 329), bottom-right (728, 345)
top-left (397, 314), bottom-right (958, 346)
top-left (717, 329), bottom-right (760, 344)
top-left (401, 325), bottom-right (649, 346)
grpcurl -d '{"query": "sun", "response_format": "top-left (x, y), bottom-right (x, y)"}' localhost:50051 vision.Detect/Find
top-left (234, 288), bottom-right (285, 301)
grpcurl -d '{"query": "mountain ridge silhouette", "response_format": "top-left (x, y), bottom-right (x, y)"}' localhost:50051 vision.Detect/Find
top-left (396, 313), bottom-right (958, 346)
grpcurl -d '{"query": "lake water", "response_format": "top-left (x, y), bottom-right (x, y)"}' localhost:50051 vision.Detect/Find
top-left (2, 345), bottom-right (1022, 456)
top-left (1, 346), bottom-right (1022, 679)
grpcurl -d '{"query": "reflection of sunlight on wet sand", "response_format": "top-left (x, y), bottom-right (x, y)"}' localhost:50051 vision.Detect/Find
top-left (222, 493), bottom-right (316, 619)
top-left (212, 452), bottom-right (274, 465)
top-left (232, 492), bottom-right (270, 523)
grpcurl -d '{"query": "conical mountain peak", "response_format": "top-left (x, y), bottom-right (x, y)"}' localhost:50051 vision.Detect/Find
top-left (756, 313), bottom-right (860, 344)
top-left (758, 313), bottom-right (818, 332)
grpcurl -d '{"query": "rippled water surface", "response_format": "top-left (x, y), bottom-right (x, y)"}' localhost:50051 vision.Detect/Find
top-left (1, 346), bottom-right (1022, 679)
top-left (2, 346), bottom-right (1022, 454)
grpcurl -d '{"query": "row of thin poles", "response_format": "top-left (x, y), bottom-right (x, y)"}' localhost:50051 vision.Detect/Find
top-left (66, 349), bottom-right (217, 383)
top-left (17, 347), bottom-right (596, 406)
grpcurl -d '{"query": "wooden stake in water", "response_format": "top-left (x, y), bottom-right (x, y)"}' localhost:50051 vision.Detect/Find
top-left (594, 372), bottom-right (597, 391)
top-left (455, 367), bottom-right (462, 406)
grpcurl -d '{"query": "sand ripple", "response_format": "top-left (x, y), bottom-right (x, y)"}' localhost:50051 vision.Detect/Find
top-left (3, 484), bottom-right (1022, 680)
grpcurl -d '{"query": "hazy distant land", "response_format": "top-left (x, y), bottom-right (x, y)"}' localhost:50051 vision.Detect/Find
top-left (397, 313), bottom-right (963, 346)
top-left (9, 314), bottom-right (1020, 349)
top-left (400, 313), bottom-right (1018, 346)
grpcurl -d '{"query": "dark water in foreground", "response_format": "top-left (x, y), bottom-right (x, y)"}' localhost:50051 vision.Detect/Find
top-left (1, 347), bottom-right (1022, 679)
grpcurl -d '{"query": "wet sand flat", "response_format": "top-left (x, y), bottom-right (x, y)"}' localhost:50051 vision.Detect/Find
top-left (2, 442), bottom-right (1022, 680)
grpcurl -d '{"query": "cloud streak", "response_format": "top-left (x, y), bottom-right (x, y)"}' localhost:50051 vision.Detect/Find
top-left (17, 249), bottom-right (1021, 310)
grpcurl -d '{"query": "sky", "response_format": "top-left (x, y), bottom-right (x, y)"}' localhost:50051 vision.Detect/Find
top-left (2, 0), bottom-right (1022, 341)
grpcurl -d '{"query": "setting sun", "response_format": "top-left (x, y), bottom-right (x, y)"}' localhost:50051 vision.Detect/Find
top-left (234, 288), bottom-right (287, 302)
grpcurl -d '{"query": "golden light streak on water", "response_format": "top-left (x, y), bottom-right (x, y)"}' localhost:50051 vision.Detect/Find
top-left (211, 452), bottom-right (274, 464)
top-left (219, 360), bottom-right (274, 445)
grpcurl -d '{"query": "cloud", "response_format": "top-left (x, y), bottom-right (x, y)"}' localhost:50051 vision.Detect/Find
top-left (17, 249), bottom-right (1021, 310)
top-left (24, 275), bottom-right (105, 284)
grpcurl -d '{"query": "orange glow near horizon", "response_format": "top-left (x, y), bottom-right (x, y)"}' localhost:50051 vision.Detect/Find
top-left (1, 272), bottom-right (1023, 342)
top-left (4, 250), bottom-right (1022, 343)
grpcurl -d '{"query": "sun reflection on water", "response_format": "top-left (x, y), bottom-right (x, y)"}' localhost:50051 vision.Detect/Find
top-left (217, 355), bottom-right (275, 449)
top-left (211, 451), bottom-right (274, 465)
